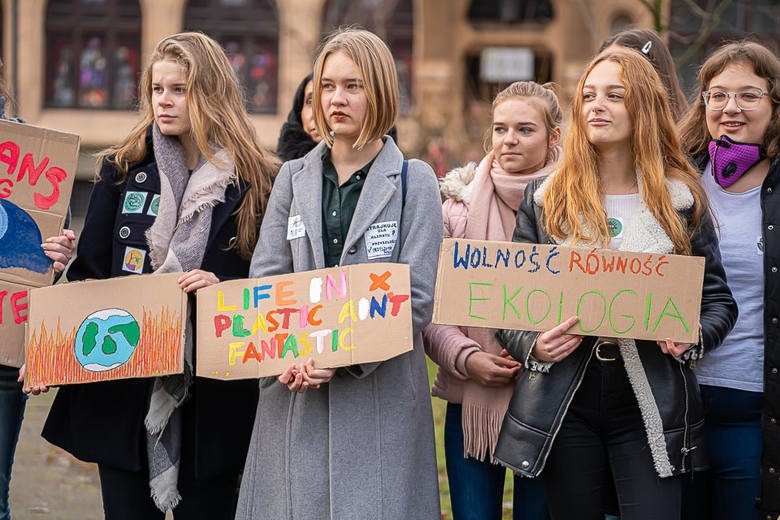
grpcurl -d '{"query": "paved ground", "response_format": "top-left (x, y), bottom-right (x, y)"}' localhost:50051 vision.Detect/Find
top-left (10, 390), bottom-right (103, 520)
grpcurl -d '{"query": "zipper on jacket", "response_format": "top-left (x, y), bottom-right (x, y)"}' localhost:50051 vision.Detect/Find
top-left (678, 362), bottom-right (691, 473)
top-left (534, 344), bottom-right (595, 475)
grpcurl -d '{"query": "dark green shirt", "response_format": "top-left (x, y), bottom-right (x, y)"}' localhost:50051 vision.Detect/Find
top-left (321, 149), bottom-right (374, 267)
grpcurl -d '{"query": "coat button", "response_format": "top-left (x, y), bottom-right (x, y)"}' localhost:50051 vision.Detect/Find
top-left (347, 246), bottom-right (357, 254)
top-left (773, 267), bottom-right (778, 273)
top-left (135, 171), bottom-right (147, 183)
top-left (118, 226), bottom-right (131, 239)
top-left (772, 317), bottom-right (779, 326)
top-left (773, 368), bottom-right (778, 375)
top-left (227, 236), bottom-right (237, 248)
top-left (771, 467), bottom-right (776, 474)
top-left (521, 461), bottom-right (530, 469)
top-left (769, 225), bottom-right (775, 231)
top-left (768, 187), bottom-right (774, 194)
top-left (771, 417), bottom-right (777, 424)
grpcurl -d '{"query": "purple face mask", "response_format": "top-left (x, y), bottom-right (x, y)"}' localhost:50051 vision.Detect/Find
top-left (708, 135), bottom-right (766, 188)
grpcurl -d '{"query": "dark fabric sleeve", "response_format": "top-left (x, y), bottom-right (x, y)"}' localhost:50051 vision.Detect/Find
top-left (65, 160), bottom-right (122, 282)
top-left (496, 180), bottom-right (543, 366)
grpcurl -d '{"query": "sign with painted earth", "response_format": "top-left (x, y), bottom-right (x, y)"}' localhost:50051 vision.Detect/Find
top-left (74, 309), bottom-right (141, 371)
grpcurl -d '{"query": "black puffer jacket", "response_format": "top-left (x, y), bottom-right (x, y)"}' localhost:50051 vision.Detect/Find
top-left (494, 175), bottom-right (738, 479)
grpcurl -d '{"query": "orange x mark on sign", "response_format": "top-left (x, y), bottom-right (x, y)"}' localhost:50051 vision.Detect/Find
top-left (369, 271), bottom-right (392, 291)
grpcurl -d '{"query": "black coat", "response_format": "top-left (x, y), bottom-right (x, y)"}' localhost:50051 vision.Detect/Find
top-left (494, 175), bottom-right (737, 479)
top-left (42, 142), bottom-right (259, 479)
top-left (696, 154), bottom-right (780, 517)
top-left (758, 157), bottom-right (780, 517)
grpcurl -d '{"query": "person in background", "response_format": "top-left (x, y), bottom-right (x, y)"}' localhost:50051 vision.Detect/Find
top-left (38, 32), bottom-right (276, 519)
top-left (276, 73), bottom-right (321, 162)
top-left (599, 28), bottom-right (688, 120)
top-left (678, 40), bottom-right (780, 520)
top-left (236, 28), bottom-right (442, 520)
top-left (277, 73), bottom-right (398, 163)
top-left (0, 64), bottom-right (75, 520)
top-left (423, 80), bottom-right (561, 520)
top-left (493, 49), bottom-right (737, 520)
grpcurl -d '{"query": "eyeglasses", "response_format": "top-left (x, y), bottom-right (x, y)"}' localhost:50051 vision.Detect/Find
top-left (702, 89), bottom-right (769, 111)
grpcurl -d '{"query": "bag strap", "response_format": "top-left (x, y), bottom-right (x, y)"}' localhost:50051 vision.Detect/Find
top-left (401, 159), bottom-right (408, 207)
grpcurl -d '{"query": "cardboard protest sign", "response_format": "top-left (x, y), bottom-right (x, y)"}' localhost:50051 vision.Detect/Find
top-left (196, 263), bottom-right (413, 380)
top-left (433, 238), bottom-right (705, 343)
top-left (0, 279), bottom-right (31, 368)
top-left (25, 273), bottom-right (187, 387)
top-left (0, 119), bottom-right (80, 367)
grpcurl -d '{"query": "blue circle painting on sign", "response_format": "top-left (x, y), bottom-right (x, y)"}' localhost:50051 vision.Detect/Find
top-left (0, 199), bottom-right (50, 273)
top-left (74, 309), bottom-right (141, 372)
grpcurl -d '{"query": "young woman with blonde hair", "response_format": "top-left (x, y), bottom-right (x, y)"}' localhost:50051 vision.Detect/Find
top-left (679, 40), bottom-right (780, 520)
top-left (493, 49), bottom-right (737, 520)
top-left (424, 80), bottom-right (560, 519)
top-left (236, 28), bottom-right (442, 519)
top-left (41, 32), bottom-right (276, 519)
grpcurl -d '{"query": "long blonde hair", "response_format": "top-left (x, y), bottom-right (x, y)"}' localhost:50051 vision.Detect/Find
top-left (96, 32), bottom-right (276, 259)
top-left (543, 49), bottom-right (705, 254)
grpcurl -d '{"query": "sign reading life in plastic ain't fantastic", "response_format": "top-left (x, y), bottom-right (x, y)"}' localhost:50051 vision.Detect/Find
top-left (196, 263), bottom-right (413, 380)
top-left (433, 238), bottom-right (705, 343)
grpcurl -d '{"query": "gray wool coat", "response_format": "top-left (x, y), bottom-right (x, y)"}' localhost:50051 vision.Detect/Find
top-left (235, 138), bottom-right (442, 520)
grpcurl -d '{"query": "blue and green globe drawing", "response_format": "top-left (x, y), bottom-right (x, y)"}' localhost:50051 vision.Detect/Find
top-left (74, 309), bottom-right (141, 372)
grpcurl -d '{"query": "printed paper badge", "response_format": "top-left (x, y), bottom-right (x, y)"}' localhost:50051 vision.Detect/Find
top-left (122, 191), bottom-right (148, 214)
top-left (287, 215), bottom-right (305, 240)
top-left (122, 246), bottom-right (146, 274)
top-left (365, 221), bottom-right (398, 259)
top-left (147, 194), bottom-right (160, 217)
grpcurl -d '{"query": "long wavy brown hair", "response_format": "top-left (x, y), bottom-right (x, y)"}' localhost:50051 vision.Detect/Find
top-left (542, 49), bottom-right (705, 255)
top-left (96, 32), bottom-right (277, 259)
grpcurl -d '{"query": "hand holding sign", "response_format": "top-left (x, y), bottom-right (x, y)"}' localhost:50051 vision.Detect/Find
top-left (532, 315), bottom-right (583, 363)
top-left (42, 229), bottom-right (76, 273)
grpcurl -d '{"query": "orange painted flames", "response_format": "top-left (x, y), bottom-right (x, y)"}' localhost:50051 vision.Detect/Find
top-left (26, 306), bottom-right (182, 386)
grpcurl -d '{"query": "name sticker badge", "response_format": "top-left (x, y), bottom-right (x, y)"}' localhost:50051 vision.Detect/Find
top-left (287, 215), bottom-right (306, 240)
top-left (365, 221), bottom-right (398, 259)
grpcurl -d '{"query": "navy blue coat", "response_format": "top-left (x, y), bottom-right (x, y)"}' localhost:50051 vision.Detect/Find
top-left (42, 141), bottom-right (259, 479)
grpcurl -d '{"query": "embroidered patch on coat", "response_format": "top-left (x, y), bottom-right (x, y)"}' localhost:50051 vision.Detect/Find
top-left (122, 246), bottom-right (146, 274)
top-left (147, 194), bottom-right (160, 216)
top-left (122, 191), bottom-right (148, 214)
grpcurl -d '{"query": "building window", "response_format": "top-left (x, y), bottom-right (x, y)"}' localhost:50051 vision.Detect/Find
top-left (184, 0), bottom-right (279, 114)
top-left (45, 0), bottom-right (141, 110)
top-left (468, 0), bottom-right (554, 24)
top-left (321, 0), bottom-right (414, 113)
top-left (669, 0), bottom-right (779, 91)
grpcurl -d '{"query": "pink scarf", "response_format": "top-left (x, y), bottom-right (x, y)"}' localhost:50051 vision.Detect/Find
top-left (461, 149), bottom-right (558, 462)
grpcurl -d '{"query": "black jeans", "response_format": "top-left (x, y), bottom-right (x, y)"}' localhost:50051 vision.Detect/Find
top-left (98, 464), bottom-right (240, 520)
top-left (541, 351), bottom-right (682, 520)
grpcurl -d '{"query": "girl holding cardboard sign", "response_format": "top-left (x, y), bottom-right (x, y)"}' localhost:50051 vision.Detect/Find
top-left (678, 41), bottom-right (780, 520)
top-left (40, 33), bottom-right (276, 519)
top-left (423, 80), bottom-right (562, 519)
top-left (493, 49), bottom-right (737, 519)
top-left (235, 28), bottom-right (442, 519)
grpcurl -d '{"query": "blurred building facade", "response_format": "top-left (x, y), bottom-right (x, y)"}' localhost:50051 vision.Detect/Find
top-left (1, 0), bottom-right (778, 177)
